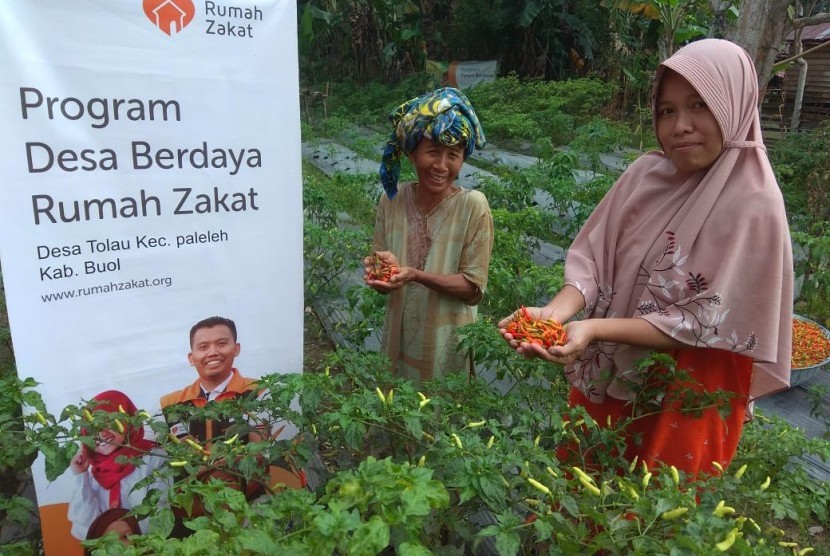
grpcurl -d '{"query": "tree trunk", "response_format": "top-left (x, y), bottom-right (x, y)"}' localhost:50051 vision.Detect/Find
top-left (732, 0), bottom-right (794, 100)
top-left (420, 0), bottom-right (438, 62)
top-left (708, 0), bottom-right (731, 38)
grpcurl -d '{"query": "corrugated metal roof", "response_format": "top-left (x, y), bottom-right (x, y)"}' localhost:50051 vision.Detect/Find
top-left (787, 22), bottom-right (830, 41)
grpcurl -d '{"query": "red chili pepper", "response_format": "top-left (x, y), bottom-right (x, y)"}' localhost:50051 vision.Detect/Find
top-left (504, 306), bottom-right (567, 349)
top-left (792, 318), bottom-right (830, 369)
top-left (367, 253), bottom-right (400, 283)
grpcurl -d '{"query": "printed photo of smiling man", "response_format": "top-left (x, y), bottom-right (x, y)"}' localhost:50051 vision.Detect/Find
top-left (160, 316), bottom-right (259, 442)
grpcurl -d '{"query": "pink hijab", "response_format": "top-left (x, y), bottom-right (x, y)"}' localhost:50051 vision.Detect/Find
top-left (564, 39), bottom-right (793, 403)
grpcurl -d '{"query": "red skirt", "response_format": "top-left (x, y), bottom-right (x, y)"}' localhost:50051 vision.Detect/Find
top-left (567, 348), bottom-right (753, 476)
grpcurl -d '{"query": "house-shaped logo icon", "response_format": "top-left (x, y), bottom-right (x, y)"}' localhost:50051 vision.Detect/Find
top-left (143, 0), bottom-right (195, 36)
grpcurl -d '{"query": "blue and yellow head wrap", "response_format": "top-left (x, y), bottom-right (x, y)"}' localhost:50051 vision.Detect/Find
top-left (379, 87), bottom-right (486, 199)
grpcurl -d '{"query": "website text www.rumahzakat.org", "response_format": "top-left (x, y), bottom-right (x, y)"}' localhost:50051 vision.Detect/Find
top-left (40, 276), bottom-right (172, 303)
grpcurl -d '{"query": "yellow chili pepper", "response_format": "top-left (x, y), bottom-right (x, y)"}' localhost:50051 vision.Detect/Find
top-left (324, 366), bottom-right (330, 377)
top-left (712, 461), bottom-right (724, 473)
top-left (798, 548), bottom-right (815, 555)
top-left (83, 409), bottom-right (94, 422)
top-left (628, 456), bottom-right (639, 474)
top-left (660, 507), bottom-right (689, 520)
top-left (570, 466), bottom-right (595, 485)
top-left (670, 465), bottom-right (680, 485)
top-left (578, 476), bottom-right (601, 496)
top-left (138, 411), bottom-right (152, 420)
top-left (386, 389), bottom-right (394, 405)
top-left (760, 476), bottom-right (771, 491)
top-left (527, 477), bottom-right (551, 496)
top-left (601, 481), bottom-right (614, 496)
top-left (734, 464), bottom-right (747, 479)
top-left (118, 404), bottom-right (127, 414)
top-left (113, 419), bottom-right (125, 434)
top-left (533, 435), bottom-right (541, 447)
top-left (642, 472), bottom-right (652, 489)
top-left (713, 500), bottom-right (736, 517)
top-left (418, 398), bottom-right (432, 410)
top-left (417, 392), bottom-right (427, 402)
top-left (545, 466), bottom-right (558, 478)
top-left (715, 528), bottom-right (738, 552)
top-left (168, 433), bottom-right (182, 444)
top-left (486, 435), bottom-right (495, 449)
top-left (185, 438), bottom-right (205, 452)
top-left (626, 485), bottom-right (639, 500)
top-left (467, 420), bottom-right (485, 429)
top-left (375, 387), bottom-right (386, 405)
top-left (451, 433), bottom-right (463, 450)
top-left (223, 433), bottom-right (239, 445)
top-left (422, 432), bottom-right (435, 442)
top-left (418, 455), bottom-right (426, 467)
top-left (35, 412), bottom-right (47, 426)
top-left (169, 460), bottom-right (188, 467)
top-left (778, 542), bottom-right (798, 548)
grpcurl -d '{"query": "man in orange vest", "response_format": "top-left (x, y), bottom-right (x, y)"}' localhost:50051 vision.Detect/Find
top-left (160, 316), bottom-right (258, 443)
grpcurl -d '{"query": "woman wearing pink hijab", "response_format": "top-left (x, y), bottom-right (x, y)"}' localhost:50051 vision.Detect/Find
top-left (500, 39), bottom-right (793, 476)
top-left (67, 390), bottom-right (169, 540)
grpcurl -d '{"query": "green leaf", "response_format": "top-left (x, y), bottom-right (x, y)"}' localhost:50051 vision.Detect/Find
top-left (341, 515), bottom-right (390, 556)
top-left (558, 495), bottom-right (580, 517)
top-left (402, 414), bottom-right (423, 439)
top-left (239, 528), bottom-right (278, 553)
top-left (495, 530), bottom-right (521, 556)
top-left (42, 441), bottom-right (74, 481)
top-left (398, 542), bottom-right (432, 556)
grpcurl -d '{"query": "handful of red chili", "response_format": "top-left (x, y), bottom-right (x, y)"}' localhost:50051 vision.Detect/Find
top-left (791, 317), bottom-right (830, 369)
top-left (366, 254), bottom-right (400, 283)
top-left (504, 306), bottom-right (568, 348)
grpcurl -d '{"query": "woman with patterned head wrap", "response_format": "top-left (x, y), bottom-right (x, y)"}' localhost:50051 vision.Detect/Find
top-left (499, 39), bottom-right (793, 476)
top-left (67, 390), bottom-right (169, 540)
top-left (365, 87), bottom-right (494, 382)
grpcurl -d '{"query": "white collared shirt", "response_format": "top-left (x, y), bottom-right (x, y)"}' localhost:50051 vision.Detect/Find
top-left (199, 372), bottom-right (235, 402)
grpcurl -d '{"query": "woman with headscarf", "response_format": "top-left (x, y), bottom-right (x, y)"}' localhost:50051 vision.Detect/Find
top-left (365, 87), bottom-right (494, 382)
top-left (500, 39), bottom-right (793, 476)
top-left (67, 390), bottom-right (169, 540)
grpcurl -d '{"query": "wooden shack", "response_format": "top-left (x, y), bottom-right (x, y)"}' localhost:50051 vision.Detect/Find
top-left (762, 23), bottom-right (830, 134)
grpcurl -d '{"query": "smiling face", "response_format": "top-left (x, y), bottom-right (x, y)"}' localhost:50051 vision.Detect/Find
top-left (94, 428), bottom-right (125, 456)
top-left (188, 324), bottom-right (240, 389)
top-left (656, 69), bottom-right (724, 173)
top-left (408, 138), bottom-right (465, 196)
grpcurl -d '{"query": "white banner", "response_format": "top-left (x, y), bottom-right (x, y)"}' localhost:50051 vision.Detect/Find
top-left (447, 60), bottom-right (498, 90)
top-left (0, 1), bottom-right (302, 553)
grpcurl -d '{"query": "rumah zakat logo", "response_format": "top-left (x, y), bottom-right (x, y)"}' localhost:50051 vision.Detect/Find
top-left (143, 0), bottom-right (196, 36)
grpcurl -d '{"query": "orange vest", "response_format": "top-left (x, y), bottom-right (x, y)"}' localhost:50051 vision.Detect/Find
top-left (160, 368), bottom-right (257, 409)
